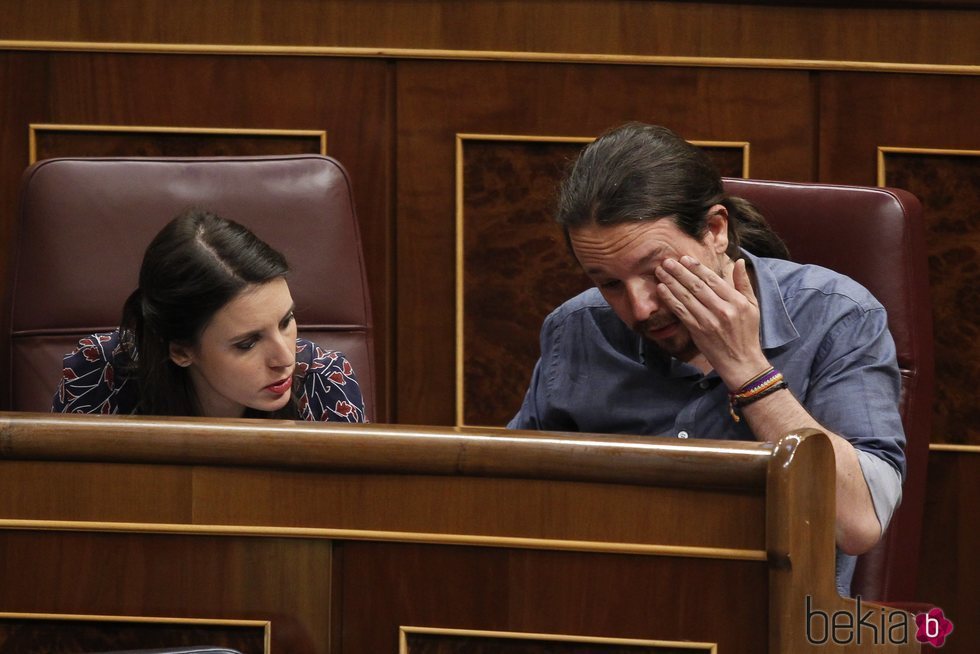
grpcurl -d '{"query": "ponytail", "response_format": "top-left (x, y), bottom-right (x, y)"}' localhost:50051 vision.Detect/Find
top-left (722, 196), bottom-right (790, 261)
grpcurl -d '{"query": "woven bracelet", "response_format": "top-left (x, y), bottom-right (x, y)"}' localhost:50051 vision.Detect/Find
top-left (728, 379), bottom-right (789, 422)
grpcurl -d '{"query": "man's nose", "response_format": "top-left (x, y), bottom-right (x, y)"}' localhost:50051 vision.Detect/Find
top-left (625, 279), bottom-right (659, 323)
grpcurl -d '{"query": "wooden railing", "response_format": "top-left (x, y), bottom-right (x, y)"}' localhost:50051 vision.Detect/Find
top-left (0, 412), bottom-right (917, 653)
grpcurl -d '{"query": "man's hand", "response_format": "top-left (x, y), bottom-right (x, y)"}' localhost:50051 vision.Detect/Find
top-left (656, 254), bottom-right (883, 554)
top-left (654, 255), bottom-right (769, 389)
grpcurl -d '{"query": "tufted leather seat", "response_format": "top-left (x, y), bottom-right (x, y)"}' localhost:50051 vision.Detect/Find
top-left (2, 155), bottom-right (374, 420)
top-left (723, 178), bottom-right (934, 603)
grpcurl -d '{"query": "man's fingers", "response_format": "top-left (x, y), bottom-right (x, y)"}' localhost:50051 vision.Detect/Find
top-left (732, 258), bottom-right (759, 305)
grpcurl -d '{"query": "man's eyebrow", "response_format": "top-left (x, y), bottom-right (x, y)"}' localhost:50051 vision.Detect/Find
top-left (636, 246), bottom-right (668, 269)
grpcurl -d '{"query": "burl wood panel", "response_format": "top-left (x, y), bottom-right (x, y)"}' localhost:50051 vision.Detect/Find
top-left (460, 139), bottom-right (591, 427)
top-left (917, 450), bottom-right (980, 654)
top-left (32, 128), bottom-right (323, 161)
top-left (404, 631), bottom-right (706, 654)
top-left (398, 60), bottom-right (813, 425)
top-left (341, 542), bottom-right (764, 654)
top-left (883, 152), bottom-right (980, 445)
top-left (0, 616), bottom-right (264, 654)
top-left (460, 139), bottom-right (746, 427)
top-left (0, 530), bottom-right (332, 653)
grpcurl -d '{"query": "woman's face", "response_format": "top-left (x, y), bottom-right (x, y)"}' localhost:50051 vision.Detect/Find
top-left (169, 277), bottom-right (298, 417)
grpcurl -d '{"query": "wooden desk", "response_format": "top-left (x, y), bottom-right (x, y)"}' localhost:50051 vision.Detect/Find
top-left (0, 413), bottom-right (917, 653)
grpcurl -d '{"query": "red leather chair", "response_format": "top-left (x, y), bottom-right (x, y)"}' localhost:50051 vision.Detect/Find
top-left (723, 178), bottom-right (934, 603)
top-left (2, 155), bottom-right (375, 420)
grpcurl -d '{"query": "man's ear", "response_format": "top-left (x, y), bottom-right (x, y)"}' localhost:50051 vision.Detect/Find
top-left (169, 342), bottom-right (194, 368)
top-left (705, 204), bottom-right (729, 255)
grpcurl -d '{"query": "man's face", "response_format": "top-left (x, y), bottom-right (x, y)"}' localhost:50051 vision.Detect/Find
top-left (568, 210), bottom-right (729, 362)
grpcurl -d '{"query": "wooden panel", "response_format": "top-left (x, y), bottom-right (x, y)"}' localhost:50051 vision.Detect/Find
top-left (917, 449), bottom-right (980, 654)
top-left (0, 461), bottom-right (193, 523)
top-left (1, 1), bottom-right (979, 67)
top-left (0, 53), bottom-right (45, 308)
top-left (341, 542), bottom-right (763, 654)
top-left (0, 416), bottom-right (916, 652)
top-left (458, 138), bottom-right (747, 427)
top-left (819, 73), bottom-right (980, 187)
top-left (31, 125), bottom-right (324, 161)
top-left (881, 150), bottom-right (980, 446)
top-left (398, 60), bottom-right (812, 424)
top-left (0, 531), bottom-right (327, 653)
top-left (0, 614), bottom-right (265, 654)
top-left (0, 50), bottom-right (394, 421)
top-left (0, 414), bottom-right (771, 550)
top-left (402, 627), bottom-right (712, 654)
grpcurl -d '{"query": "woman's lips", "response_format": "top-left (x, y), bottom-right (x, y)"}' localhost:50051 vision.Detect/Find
top-left (265, 377), bottom-right (293, 395)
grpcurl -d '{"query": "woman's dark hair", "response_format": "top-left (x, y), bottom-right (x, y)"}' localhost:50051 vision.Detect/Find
top-left (119, 209), bottom-right (298, 418)
top-left (557, 122), bottom-right (789, 260)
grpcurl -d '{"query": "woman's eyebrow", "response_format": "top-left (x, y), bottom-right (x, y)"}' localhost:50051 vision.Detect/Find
top-left (228, 303), bottom-right (296, 343)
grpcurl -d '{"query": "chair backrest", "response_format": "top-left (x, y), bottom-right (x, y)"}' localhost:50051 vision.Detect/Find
top-left (2, 155), bottom-right (374, 420)
top-left (723, 178), bottom-right (934, 602)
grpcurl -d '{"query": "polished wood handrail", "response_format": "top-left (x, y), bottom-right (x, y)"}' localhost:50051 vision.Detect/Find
top-left (0, 411), bottom-right (772, 489)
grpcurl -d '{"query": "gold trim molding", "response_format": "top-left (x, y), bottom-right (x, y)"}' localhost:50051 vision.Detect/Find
top-left (876, 145), bottom-right (980, 186)
top-left (0, 611), bottom-right (271, 654)
top-left (2, 39), bottom-right (979, 76)
top-left (400, 626), bottom-right (717, 653)
top-left (0, 518), bottom-right (769, 562)
top-left (930, 443), bottom-right (980, 454)
top-left (454, 133), bottom-right (749, 428)
top-left (29, 122), bottom-right (328, 164)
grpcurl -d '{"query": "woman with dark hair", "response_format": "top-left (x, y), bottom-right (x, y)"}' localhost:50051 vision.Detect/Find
top-left (52, 209), bottom-right (364, 422)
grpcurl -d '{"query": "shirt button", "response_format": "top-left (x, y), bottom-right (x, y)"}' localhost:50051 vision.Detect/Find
top-left (678, 431), bottom-right (689, 439)
top-left (699, 380), bottom-right (710, 389)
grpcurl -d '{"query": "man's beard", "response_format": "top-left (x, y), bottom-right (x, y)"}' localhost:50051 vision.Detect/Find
top-left (635, 312), bottom-right (699, 362)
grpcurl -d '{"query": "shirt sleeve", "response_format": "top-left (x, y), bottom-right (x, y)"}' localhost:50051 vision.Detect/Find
top-left (803, 305), bottom-right (907, 481)
top-left (295, 341), bottom-right (366, 423)
top-left (52, 333), bottom-right (126, 414)
top-left (508, 358), bottom-right (545, 430)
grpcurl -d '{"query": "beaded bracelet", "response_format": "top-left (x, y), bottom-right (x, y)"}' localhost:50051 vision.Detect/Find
top-left (728, 367), bottom-right (788, 422)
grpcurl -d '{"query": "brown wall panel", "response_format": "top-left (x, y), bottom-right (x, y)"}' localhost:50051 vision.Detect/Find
top-left (0, 53), bottom-right (46, 299)
top-left (0, 615), bottom-right (265, 654)
top-left (397, 60), bottom-right (813, 425)
top-left (917, 450), bottom-right (980, 654)
top-left (2, 1), bottom-right (979, 67)
top-left (0, 531), bottom-right (331, 653)
top-left (32, 126), bottom-right (324, 161)
top-left (819, 73), bottom-right (980, 186)
top-left (403, 630), bottom-right (709, 654)
top-left (340, 542), bottom-right (766, 654)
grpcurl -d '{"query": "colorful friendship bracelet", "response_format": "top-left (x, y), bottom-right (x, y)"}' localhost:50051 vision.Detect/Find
top-left (728, 367), bottom-right (788, 422)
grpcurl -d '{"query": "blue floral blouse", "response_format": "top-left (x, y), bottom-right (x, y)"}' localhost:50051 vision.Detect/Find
top-left (52, 330), bottom-right (365, 422)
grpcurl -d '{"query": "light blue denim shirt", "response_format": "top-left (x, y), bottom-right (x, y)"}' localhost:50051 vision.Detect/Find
top-left (509, 250), bottom-right (906, 596)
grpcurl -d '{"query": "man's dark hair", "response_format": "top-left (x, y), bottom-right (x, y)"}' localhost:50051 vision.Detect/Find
top-left (557, 122), bottom-right (789, 260)
top-left (119, 208), bottom-right (299, 418)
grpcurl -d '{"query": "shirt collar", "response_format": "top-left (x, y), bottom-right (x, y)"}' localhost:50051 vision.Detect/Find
top-left (742, 249), bottom-right (800, 350)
